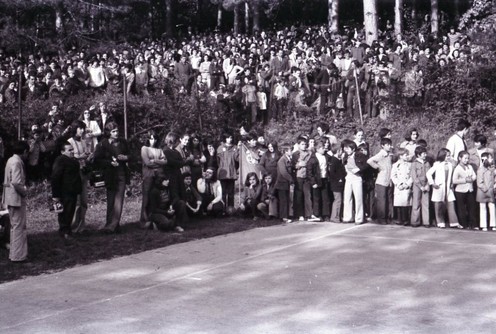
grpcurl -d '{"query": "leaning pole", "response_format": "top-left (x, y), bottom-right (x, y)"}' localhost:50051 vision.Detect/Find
top-left (17, 69), bottom-right (22, 140)
top-left (123, 76), bottom-right (128, 140)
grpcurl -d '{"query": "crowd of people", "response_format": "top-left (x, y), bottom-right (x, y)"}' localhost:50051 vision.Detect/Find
top-left (0, 23), bottom-right (485, 264)
top-left (2, 116), bottom-right (496, 264)
top-left (0, 23), bottom-right (473, 125)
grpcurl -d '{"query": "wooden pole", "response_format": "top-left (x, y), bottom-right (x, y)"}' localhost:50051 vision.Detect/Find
top-left (17, 69), bottom-right (22, 140)
top-left (353, 68), bottom-right (363, 125)
top-left (123, 76), bottom-right (128, 139)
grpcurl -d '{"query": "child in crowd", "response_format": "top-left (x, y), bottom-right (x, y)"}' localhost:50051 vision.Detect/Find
top-left (239, 172), bottom-right (262, 220)
top-left (410, 146), bottom-right (431, 227)
top-left (476, 152), bottom-right (495, 231)
top-left (257, 173), bottom-right (278, 219)
top-left (292, 136), bottom-right (314, 221)
top-left (358, 143), bottom-right (375, 222)
top-left (378, 128), bottom-right (392, 140)
top-left (426, 148), bottom-right (460, 228)
top-left (400, 128), bottom-right (419, 161)
top-left (307, 141), bottom-right (330, 222)
top-left (327, 144), bottom-right (346, 223)
top-left (342, 139), bottom-right (368, 224)
top-left (367, 138), bottom-right (393, 224)
top-left (452, 151), bottom-right (477, 229)
top-left (274, 143), bottom-right (294, 223)
top-left (391, 148), bottom-right (412, 225)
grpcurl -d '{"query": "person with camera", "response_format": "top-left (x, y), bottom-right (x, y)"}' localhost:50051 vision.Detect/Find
top-left (51, 140), bottom-right (83, 241)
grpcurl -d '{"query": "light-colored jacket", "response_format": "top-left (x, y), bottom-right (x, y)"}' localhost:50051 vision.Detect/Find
top-left (391, 160), bottom-right (413, 206)
top-left (426, 161), bottom-right (456, 202)
top-left (2, 154), bottom-right (26, 207)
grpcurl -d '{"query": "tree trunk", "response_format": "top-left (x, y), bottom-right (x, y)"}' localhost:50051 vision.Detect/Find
top-left (394, 0), bottom-right (403, 36)
top-left (244, 2), bottom-right (250, 34)
top-left (252, 1), bottom-right (260, 33)
top-left (165, 0), bottom-right (173, 36)
top-left (233, 4), bottom-right (240, 35)
top-left (55, 4), bottom-right (64, 36)
top-left (363, 0), bottom-right (378, 45)
top-left (411, 0), bottom-right (417, 29)
top-left (217, 3), bottom-right (222, 30)
top-left (453, 0), bottom-right (460, 20)
top-left (431, 0), bottom-right (438, 36)
top-left (328, 0), bottom-right (339, 32)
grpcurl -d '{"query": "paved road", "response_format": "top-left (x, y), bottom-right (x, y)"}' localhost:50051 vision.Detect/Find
top-left (1, 222), bottom-right (496, 334)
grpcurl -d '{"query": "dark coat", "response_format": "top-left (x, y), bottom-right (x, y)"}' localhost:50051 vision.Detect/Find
top-left (93, 138), bottom-right (131, 189)
top-left (275, 155), bottom-right (294, 190)
top-left (51, 154), bottom-right (82, 197)
top-left (327, 156), bottom-right (346, 192)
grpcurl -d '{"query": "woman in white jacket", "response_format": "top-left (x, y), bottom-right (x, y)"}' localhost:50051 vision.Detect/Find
top-left (81, 108), bottom-right (102, 154)
top-left (426, 148), bottom-right (460, 228)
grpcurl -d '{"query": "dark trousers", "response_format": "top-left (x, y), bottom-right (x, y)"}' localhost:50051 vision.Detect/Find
top-left (105, 172), bottom-right (126, 232)
top-left (201, 194), bottom-right (224, 216)
top-left (220, 179), bottom-right (235, 208)
top-left (150, 200), bottom-right (188, 230)
top-left (312, 180), bottom-right (331, 218)
top-left (394, 206), bottom-right (411, 224)
top-left (295, 178), bottom-right (312, 218)
top-left (243, 199), bottom-right (260, 218)
top-left (58, 195), bottom-right (78, 235)
top-left (150, 213), bottom-right (175, 230)
top-left (277, 189), bottom-right (290, 219)
top-left (374, 184), bottom-right (393, 221)
top-left (0, 214), bottom-right (11, 244)
top-left (139, 176), bottom-right (154, 225)
top-left (454, 191), bottom-right (477, 229)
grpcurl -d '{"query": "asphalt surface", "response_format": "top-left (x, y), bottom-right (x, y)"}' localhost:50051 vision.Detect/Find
top-left (1, 222), bottom-right (496, 334)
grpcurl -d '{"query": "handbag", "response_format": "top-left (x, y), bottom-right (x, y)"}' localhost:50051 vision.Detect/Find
top-left (89, 170), bottom-right (106, 188)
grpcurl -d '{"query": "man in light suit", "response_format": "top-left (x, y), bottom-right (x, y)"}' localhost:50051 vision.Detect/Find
top-left (2, 141), bottom-right (29, 263)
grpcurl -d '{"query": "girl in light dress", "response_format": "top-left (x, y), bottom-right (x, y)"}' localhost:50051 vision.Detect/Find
top-left (476, 153), bottom-right (496, 231)
top-left (391, 148), bottom-right (413, 225)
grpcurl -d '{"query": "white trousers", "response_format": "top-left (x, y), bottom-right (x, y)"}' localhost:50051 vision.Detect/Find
top-left (343, 174), bottom-right (363, 223)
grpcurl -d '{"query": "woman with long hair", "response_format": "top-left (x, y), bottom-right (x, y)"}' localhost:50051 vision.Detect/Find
top-left (93, 122), bottom-right (130, 233)
top-left (162, 131), bottom-right (187, 194)
top-left (80, 108), bottom-right (102, 153)
top-left (139, 130), bottom-right (167, 229)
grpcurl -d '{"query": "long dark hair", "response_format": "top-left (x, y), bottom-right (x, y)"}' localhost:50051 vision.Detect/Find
top-left (145, 130), bottom-right (160, 148)
top-left (103, 121), bottom-right (119, 138)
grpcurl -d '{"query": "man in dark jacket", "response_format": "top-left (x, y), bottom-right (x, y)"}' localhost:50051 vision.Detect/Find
top-left (51, 141), bottom-right (82, 240)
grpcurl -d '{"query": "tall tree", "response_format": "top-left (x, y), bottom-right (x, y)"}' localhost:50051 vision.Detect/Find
top-left (244, 1), bottom-right (250, 34)
top-left (363, 0), bottom-right (378, 45)
top-left (165, 0), bottom-right (174, 36)
top-left (394, 0), bottom-right (403, 36)
top-left (431, 0), bottom-right (439, 36)
top-left (252, 0), bottom-right (260, 33)
top-left (233, 2), bottom-right (240, 34)
top-left (328, 0), bottom-right (339, 32)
